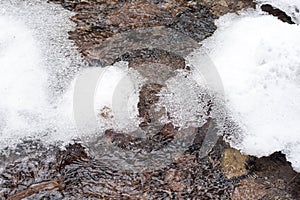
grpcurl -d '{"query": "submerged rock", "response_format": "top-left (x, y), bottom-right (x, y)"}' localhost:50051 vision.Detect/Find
top-left (200, 0), bottom-right (255, 16)
top-left (48, 0), bottom-right (254, 61)
top-left (1, 141), bottom-right (300, 199)
top-left (6, 180), bottom-right (65, 200)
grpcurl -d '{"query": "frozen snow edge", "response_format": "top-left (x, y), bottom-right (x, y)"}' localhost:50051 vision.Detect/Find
top-left (0, 0), bottom-right (85, 148)
top-left (200, 8), bottom-right (300, 172)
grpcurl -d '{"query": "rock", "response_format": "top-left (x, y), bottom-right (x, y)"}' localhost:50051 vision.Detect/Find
top-left (7, 180), bottom-right (65, 200)
top-left (231, 152), bottom-right (300, 199)
top-left (232, 178), bottom-right (292, 200)
top-left (261, 4), bottom-right (295, 24)
top-left (56, 143), bottom-right (90, 171)
top-left (138, 83), bottom-right (164, 127)
top-left (200, 0), bottom-right (255, 17)
top-left (232, 178), bottom-right (269, 200)
top-left (48, 0), bottom-right (217, 61)
top-left (105, 2), bottom-right (168, 28)
top-left (222, 148), bottom-right (248, 179)
top-left (250, 152), bottom-right (300, 199)
top-left (47, 0), bottom-right (256, 62)
top-left (97, 106), bottom-right (113, 119)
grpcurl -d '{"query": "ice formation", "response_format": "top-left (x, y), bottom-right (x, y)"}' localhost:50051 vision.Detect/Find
top-left (0, 0), bottom-right (83, 147)
top-left (200, 10), bottom-right (300, 171)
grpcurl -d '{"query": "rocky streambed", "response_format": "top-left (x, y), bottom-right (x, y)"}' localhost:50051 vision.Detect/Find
top-left (0, 0), bottom-right (299, 199)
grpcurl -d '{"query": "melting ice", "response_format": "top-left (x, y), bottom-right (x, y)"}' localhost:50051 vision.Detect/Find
top-left (200, 9), bottom-right (300, 171)
top-left (0, 0), bottom-right (83, 147)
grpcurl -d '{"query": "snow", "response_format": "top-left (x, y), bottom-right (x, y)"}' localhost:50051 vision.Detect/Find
top-left (0, 16), bottom-right (48, 136)
top-left (200, 10), bottom-right (300, 171)
top-left (0, 0), bottom-right (83, 147)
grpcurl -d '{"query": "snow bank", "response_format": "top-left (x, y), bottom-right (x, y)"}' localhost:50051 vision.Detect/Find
top-left (0, 0), bottom-right (83, 147)
top-left (201, 10), bottom-right (300, 171)
top-left (0, 16), bottom-right (48, 139)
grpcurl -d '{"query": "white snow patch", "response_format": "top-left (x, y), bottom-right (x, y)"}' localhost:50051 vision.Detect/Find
top-left (0, 0), bottom-right (84, 148)
top-left (0, 16), bottom-right (48, 138)
top-left (201, 10), bottom-right (300, 171)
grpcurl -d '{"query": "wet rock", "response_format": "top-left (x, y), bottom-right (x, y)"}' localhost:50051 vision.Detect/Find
top-left (250, 152), bottom-right (300, 199)
top-left (206, 0), bottom-right (255, 17)
top-left (118, 48), bottom-right (187, 82)
top-left (105, 2), bottom-right (169, 28)
top-left (1, 141), bottom-right (299, 199)
top-left (137, 83), bottom-right (163, 127)
top-left (261, 4), bottom-right (295, 24)
top-left (222, 148), bottom-right (248, 179)
top-left (164, 169), bottom-right (185, 193)
top-left (89, 26), bottom-right (201, 65)
top-left (7, 180), bottom-right (64, 200)
top-left (47, 0), bottom-right (257, 64)
top-left (232, 177), bottom-right (292, 200)
top-left (0, 145), bottom-right (60, 199)
top-left (56, 143), bottom-right (90, 171)
top-left (48, 0), bottom-right (217, 61)
top-left (104, 122), bottom-right (177, 152)
top-left (232, 152), bottom-right (300, 199)
top-left (56, 139), bottom-right (235, 199)
top-left (232, 178), bottom-right (269, 199)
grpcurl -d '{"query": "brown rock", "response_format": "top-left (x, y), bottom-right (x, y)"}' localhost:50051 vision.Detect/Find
top-left (232, 177), bottom-right (292, 200)
top-left (49, 0), bottom-right (217, 61)
top-left (200, 0), bottom-right (256, 17)
top-left (250, 152), bottom-right (300, 199)
top-left (232, 178), bottom-right (270, 200)
top-left (222, 148), bottom-right (248, 179)
top-left (105, 2), bottom-right (168, 28)
top-left (7, 180), bottom-right (64, 200)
